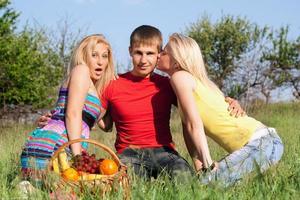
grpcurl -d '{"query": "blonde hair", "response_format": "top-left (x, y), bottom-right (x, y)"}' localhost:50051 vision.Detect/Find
top-left (168, 33), bottom-right (222, 94)
top-left (68, 34), bottom-right (115, 94)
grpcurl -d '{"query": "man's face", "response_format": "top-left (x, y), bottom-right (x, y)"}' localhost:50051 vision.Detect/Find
top-left (129, 44), bottom-right (159, 78)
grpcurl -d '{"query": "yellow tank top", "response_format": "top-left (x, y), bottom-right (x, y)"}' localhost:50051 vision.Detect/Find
top-left (179, 78), bottom-right (263, 153)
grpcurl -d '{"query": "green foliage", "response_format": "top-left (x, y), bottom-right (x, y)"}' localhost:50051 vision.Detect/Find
top-left (0, 0), bottom-right (19, 36)
top-left (0, 1), bottom-right (64, 108)
top-left (226, 84), bottom-right (246, 99)
top-left (262, 26), bottom-right (300, 99)
top-left (186, 14), bottom-right (300, 101)
top-left (0, 28), bottom-right (64, 108)
top-left (187, 15), bottom-right (264, 90)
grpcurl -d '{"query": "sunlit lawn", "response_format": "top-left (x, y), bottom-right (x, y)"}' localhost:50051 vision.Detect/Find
top-left (0, 102), bottom-right (299, 199)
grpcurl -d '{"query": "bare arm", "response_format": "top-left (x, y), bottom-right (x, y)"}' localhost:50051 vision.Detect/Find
top-left (66, 65), bottom-right (90, 155)
top-left (170, 71), bottom-right (213, 169)
top-left (181, 122), bottom-right (204, 171)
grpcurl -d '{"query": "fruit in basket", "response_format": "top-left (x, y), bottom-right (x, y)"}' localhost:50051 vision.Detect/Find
top-left (52, 157), bottom-right (60, 174)
top-left (62, 167), bottom-right (79, 181)
top-left (58, 150), bottom-right (70, 171)
top-left (79, 172), bottom-right (106, 181)
top-left (72, 152), bottom-right (103, 174)
top-left (99, 159), bottom-right (118, 175)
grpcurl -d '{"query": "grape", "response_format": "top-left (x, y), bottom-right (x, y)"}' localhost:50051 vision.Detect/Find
top-left (71, 151), bottom-right (105, 174)
top-left (92, 163), bottom-right (97, 169)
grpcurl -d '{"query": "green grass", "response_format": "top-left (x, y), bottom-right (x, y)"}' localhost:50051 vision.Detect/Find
top-left (0, 102), bottom-right (299, 199)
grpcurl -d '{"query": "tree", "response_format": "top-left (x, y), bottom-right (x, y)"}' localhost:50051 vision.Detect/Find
top-left (0, 0), bottom-right (20, 108)
top-left (185, 14), bottom-right (300, 103)
top-left (262, 27), bottom-right (300, 100)
top-left (224, 26), bottom-right (278, 103)
top-left (0, 0), bottom-right (18, 36)
top-left (47, 15), bottom-right (87, 76)
top-left (187, 15), bottom-right (263, 92)
top-left (0, 1), bottom-right (63, 108)
top-left (0, 28), bottom-right (63, 108)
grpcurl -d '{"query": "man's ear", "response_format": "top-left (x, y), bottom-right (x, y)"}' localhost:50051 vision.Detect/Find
top-left (173, 62), bottom-right (180, 70)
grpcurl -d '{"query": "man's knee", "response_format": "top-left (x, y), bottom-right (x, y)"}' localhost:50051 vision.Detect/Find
top-left (165, 156), bottom-right (194, 182)
top-left (172, 158), bottom-right (194, 174)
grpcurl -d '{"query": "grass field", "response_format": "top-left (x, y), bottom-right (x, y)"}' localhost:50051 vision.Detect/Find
top-left (0, 102), bottom-right (299, 199)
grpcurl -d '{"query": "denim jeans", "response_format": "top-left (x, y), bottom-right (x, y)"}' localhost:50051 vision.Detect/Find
top-left (118, 146), bottom-right (194, 180)
top-left (200, 127), bottom-right (284, 187)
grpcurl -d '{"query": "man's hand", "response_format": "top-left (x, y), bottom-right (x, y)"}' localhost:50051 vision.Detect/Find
top-left (225, 97), bottom-right (246, 118)
top-left (36, 112), bottom-right (52, 128)
top-left (98, 110), bottom-right (113, 132)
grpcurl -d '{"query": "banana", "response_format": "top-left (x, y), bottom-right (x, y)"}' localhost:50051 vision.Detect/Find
top-left (52, 157), bottom-right (60, 174)
top-left (80, 173), bottom-right (106, 181)
top-left (58, 150), bottom-right (70, 171)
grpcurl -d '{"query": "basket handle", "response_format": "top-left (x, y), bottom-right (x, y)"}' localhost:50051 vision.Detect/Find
top-left (51, 138), bottom-right (122, 167)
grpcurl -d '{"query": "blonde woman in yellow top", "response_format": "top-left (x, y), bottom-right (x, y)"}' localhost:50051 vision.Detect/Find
top-left (157, 33), bottom-right (283, 186)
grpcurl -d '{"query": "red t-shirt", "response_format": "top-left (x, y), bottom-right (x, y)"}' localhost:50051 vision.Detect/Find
top-left (101, 72), bottom-right (177, 153)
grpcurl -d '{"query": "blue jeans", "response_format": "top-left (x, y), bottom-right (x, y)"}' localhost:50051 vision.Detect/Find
top-left (200, 127), bottom-right (284, 187)
top-left (118, 147), bottom-right (194, 180)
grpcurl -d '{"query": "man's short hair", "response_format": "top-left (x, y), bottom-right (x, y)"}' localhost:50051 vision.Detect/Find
top-left (130, 25), bottom-right (163, 52)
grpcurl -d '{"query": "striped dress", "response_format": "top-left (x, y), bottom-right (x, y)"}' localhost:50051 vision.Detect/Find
top-left (20, 88), bottom-right (101, 171)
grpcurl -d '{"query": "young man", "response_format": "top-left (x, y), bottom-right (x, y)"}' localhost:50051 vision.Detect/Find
top-left (100, 25), bottom-right (193, 179)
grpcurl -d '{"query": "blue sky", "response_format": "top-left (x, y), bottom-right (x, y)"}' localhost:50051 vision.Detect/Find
top-left (11, 0), bottom-right (300, 69)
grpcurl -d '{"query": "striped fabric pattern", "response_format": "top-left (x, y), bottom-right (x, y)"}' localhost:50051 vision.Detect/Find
top-left (52, 88), bottom-right (101, 121)
top-left (21, 87), bottom-right (101, 171)
top-left (21, 129), bottom-right (68, 169)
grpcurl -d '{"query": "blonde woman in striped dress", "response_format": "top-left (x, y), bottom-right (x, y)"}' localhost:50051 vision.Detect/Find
top-left (20, 34), bottom-right (115, 184)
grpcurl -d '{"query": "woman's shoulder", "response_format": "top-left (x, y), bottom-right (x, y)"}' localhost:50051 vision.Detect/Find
top-left (171, 71), bottom-right (196, 87)
top-left (64, 64), bottom-right (91, 91)
top-left (71, 64), bottom-right (90, 75)
top-left (172, 70), bottom-right (194, 80)
top-left (68, 64), bottom-right (91, 84)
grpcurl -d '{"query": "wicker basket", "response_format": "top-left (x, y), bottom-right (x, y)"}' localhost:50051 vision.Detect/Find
top-left (48, 138), bottom-right (130, 199)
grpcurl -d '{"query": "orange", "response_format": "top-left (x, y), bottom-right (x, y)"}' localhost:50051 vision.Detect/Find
top-left (62, 167), bottom-right (79, 181)
top-left (99, 159), bottom-right (118, 175)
